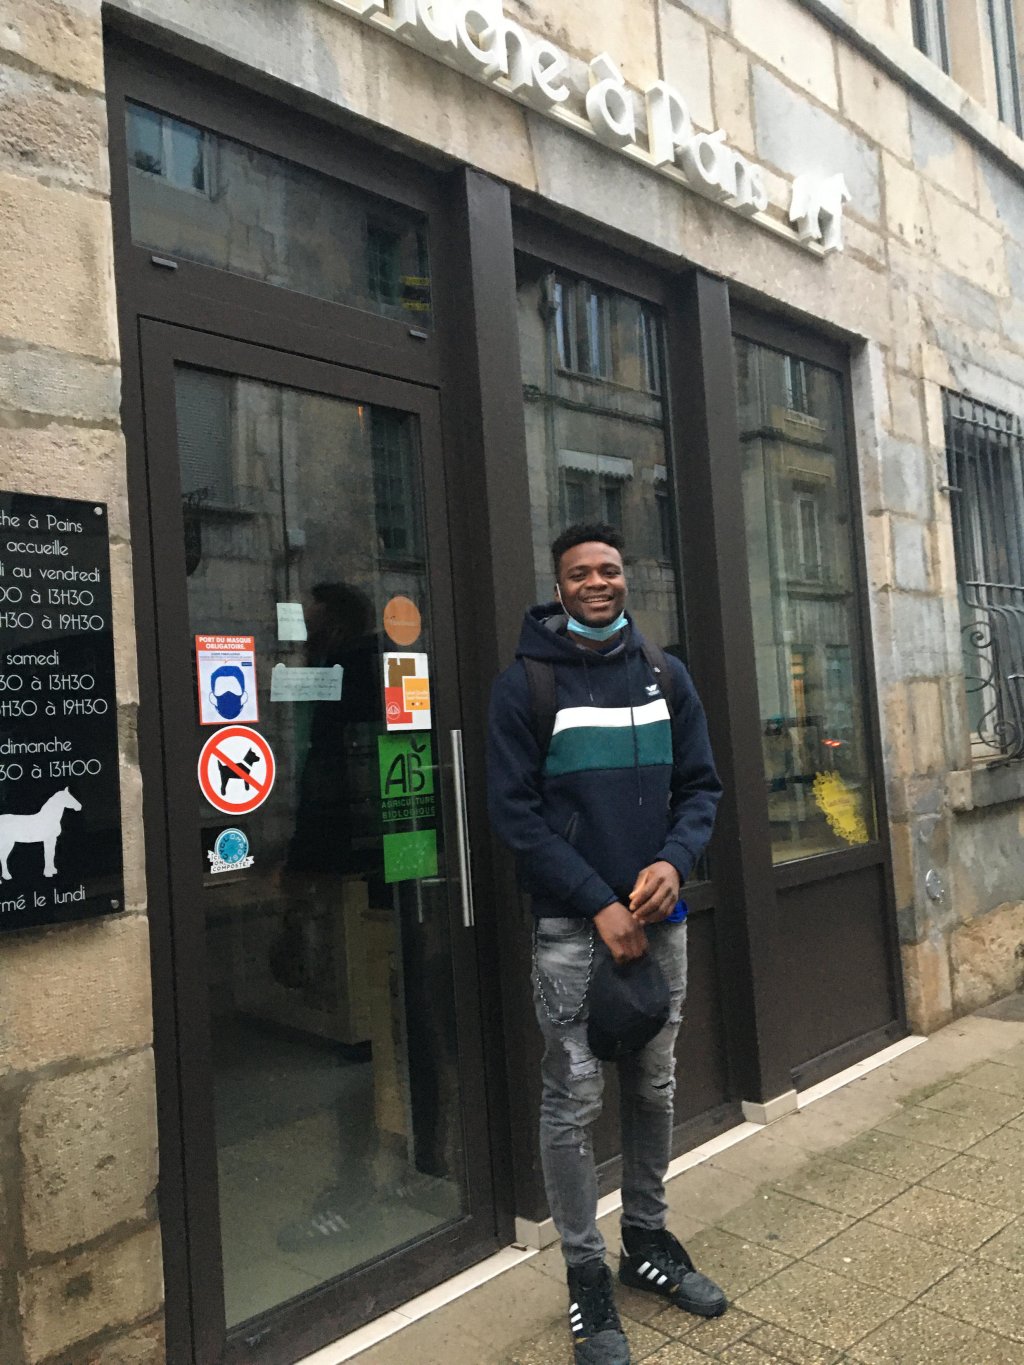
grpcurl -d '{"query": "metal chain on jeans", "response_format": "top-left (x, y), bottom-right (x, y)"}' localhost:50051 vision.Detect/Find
top-left (532, 923), bottom-right (596, 1027)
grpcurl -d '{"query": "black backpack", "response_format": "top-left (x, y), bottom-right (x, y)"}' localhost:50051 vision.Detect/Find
top-left (523, 640), bottom-right (678, 756)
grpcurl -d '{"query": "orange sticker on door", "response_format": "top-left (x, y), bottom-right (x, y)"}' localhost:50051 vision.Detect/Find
top-left (383, 652), bottom-right (431, 731)
top-left (382, 595), bottom-right (422, 647)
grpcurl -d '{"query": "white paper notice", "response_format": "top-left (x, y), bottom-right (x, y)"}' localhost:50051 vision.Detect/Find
top-left (271, 663), bottom-right (343, 702)
top-left (276, 602), bottom-right (307, 642)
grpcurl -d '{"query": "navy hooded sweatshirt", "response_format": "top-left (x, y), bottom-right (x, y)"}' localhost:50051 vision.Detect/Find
top-left (487, 604), bottom-right (722, 919)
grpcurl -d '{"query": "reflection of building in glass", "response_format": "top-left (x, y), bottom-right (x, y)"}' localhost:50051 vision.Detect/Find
top-left (517, 264), bottom-right (680, 649)
top-left (737, 339), bottom-right (874, 860)
top-left (126, 102), bottom-right (431, 324)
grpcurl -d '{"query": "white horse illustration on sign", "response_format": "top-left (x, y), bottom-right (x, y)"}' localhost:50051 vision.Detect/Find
top-left (0, 788), bottom-right (82, 880)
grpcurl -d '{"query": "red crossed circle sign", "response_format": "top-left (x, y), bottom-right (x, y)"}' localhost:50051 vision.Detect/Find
top-left (198, 725), bottom-right (276, 815)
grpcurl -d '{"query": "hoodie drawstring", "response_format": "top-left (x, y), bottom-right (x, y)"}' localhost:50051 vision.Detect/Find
top-left (629, 652), bottom-right (642, 808)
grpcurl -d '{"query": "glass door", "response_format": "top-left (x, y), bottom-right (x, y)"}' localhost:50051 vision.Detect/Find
top-left (138, 321), bottom-right (496, 1362)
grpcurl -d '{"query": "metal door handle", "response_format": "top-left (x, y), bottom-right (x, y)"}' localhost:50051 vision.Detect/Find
top-left (450, 729), bottom-right (475, 928)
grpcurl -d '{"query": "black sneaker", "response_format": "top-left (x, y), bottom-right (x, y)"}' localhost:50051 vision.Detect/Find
top-left (619, 1228), bottom-right (727, 1318)
top-left (566, 1261), bottom-right (631, 1364)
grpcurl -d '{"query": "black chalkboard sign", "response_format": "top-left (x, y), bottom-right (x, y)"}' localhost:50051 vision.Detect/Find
top-left (0, 494), bottom-right (123, 931)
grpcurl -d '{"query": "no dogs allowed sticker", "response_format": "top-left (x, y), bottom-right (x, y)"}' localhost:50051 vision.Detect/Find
top-left (197, 726), bottom-right (276, 815)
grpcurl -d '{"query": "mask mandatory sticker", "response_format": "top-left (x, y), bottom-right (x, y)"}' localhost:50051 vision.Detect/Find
top-left (195, 636), bottom-right (259, 726)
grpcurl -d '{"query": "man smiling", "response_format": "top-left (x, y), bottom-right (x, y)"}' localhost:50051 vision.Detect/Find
top-left (487, 523), bottom-right (726, 1365)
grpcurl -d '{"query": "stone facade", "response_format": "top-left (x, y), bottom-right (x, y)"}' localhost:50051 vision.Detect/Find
top-left (0, 3), bottom-right (162, 1362)
top-left (1, 0), bottom-right (1023, 1357)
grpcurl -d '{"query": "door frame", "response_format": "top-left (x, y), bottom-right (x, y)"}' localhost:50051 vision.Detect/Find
top-left (137, 321), bottom-right (499, 1363)
top-left (730, 304), bottom-right (907, 1083)
top-left (104, 28), bottom-right (517, 1363)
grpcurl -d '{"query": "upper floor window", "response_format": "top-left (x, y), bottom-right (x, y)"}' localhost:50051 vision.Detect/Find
top-left (944, 390), bottom-right (1024, 763)
top-left (912, 0), bottom-right (951, 71)
top-left (127, 104), bottom-right (212, 195)
top-left (988, 0), bottom-right (1024, 134)
top-left (551, 274), bottom-right (662, 392)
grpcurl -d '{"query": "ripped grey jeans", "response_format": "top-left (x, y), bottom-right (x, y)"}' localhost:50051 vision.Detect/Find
top-left (533, 915), bottom-right (688, 1268)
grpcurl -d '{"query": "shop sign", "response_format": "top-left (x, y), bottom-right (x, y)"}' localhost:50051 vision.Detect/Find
top-left (0, 494), bottom-right (123, 932)
top-left (320, 0), bottom-right (850, 253)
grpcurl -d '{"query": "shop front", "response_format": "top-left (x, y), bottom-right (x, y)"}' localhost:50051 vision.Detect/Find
top-left (97, 9), bottom-right (907, 1359)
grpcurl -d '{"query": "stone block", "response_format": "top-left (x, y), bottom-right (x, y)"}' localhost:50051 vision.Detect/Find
top-left (907, 678), bottom-right (947, 773)
top-left (0, 347), bottom-right (120, 423)
top-left (929, 266), bottom-right (1002, 336)
top-left (908, 101), bottom-right (977, 207)
top-left (977, 151), bottom-right (1024, 245)
top-left (880, 435), bottom-right (932, 521)
top-left (20, 1051), bottom-right (157, 1256)
top-left (72, 1318), bottom-right (166, 1365)
top-left (752, 65), bottom-right (880, 222)
top-left (117, 761), bottom-right (148, 913)
top-left (889, 820), bottom-right (913, 914)
top-left (925, 183), bottom-right (1006, 296)
top-left (950, 902), bottom-right (1024, 1015)
top-left (709, 34), bottom-right (754, 154)
top-left (886, 374), bottom-right (924, 445)
top-left (837, 41), bottom-right (911, 162)
top-left (884, 593), bottom-right (949, 682)
top-left (0, 173), bottom-right (117, 358)
top-left (504, 0), bottom-right (659, 87)
top-left (0, 427), bottom-right (129, 537)
top-left (667, 0), bottom-right (727, 28)
top-left (891, 517), bottom-right (930, 593)
top-left (0, 0), bottom-right (104, 92)
top-left (0, 915), bottom-right (153, 1073)
top-left (659, 1), bottom-right (713, 130)
top-left (18, 1224), bottom-right (163, 1365)
top-left (900, 935), bottom-right (953, 1034)
top-left (0, 67), bottom-right (109, 194)
top-left (733, 0), bottom-right (838, 109)
top-left (883, 150), bottom-right (931, 253)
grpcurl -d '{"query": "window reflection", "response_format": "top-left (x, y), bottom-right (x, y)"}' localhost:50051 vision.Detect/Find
top-left (517, 261), bottom-right (680, 649)
top-left (736, 338), bottom-right (876, 862)
top-left (125, 102), bottom-right (432, 324)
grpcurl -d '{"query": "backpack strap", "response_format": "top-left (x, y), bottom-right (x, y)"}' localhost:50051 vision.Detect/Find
top-left (639, 640), bottom-right (678, 721)
top-left (523, 657), bottom-right (558, 757)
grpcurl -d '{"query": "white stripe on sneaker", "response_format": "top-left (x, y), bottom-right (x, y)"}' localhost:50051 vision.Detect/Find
top-left (637, 1261), bottom-right (651, 1275)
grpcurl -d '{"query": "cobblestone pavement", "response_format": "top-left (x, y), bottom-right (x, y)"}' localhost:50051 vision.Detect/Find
top-left (354, 994), bottom-right (1024, 1364)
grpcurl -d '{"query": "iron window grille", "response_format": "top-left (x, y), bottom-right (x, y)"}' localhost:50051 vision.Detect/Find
top-left (943, 390), bottom-right (1024, 762)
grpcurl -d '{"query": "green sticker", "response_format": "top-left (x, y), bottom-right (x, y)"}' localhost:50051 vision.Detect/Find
top-left (383, 829), bottom-right (438, 883)
top-left (377, 734), bottom-right (436, 823)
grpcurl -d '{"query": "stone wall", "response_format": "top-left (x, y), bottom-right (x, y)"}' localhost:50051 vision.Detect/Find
top-left (1, 0), bottom-right (1023, 1353)
top-left (0, 3), bottom-right (163, 1361)
top-left (110, 0), bottom-right (1024, 1031)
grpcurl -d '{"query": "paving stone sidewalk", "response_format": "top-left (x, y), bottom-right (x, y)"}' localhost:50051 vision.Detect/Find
top-left (356, 994), bottom-right (1024, 1365)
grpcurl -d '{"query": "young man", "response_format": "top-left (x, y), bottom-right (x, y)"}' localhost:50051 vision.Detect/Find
top-left (487, 524), bottom-right (726, 1365)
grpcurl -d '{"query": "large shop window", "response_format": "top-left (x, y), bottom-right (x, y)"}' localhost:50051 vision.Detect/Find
top-left (124, 101), bottom-right (432, 324)
top-left (735, 338), bottom-right (877, 863)
top-left (516, 262), bottom-right (681, 651)
top-left (944, 390), bottom-right (1024, 763)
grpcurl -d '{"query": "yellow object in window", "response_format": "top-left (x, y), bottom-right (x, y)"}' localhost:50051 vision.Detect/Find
top-left (812, 771), bottom-right (869, 846)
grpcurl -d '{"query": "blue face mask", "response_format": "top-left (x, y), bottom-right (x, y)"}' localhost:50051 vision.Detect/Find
top-left (212, 689), bottom-right (246, 719)
top-left (566, 612), bottom-right (628, 641)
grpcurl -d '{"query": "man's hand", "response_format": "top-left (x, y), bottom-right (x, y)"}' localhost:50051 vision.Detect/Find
top-left (629, 861), bottom-right (680, 925)
top-left (593, 901), bottom-right (648, 963)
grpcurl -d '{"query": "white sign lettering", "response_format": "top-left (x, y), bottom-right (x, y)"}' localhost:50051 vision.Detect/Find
top-left (320, 0), bottom-right (846, 253)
